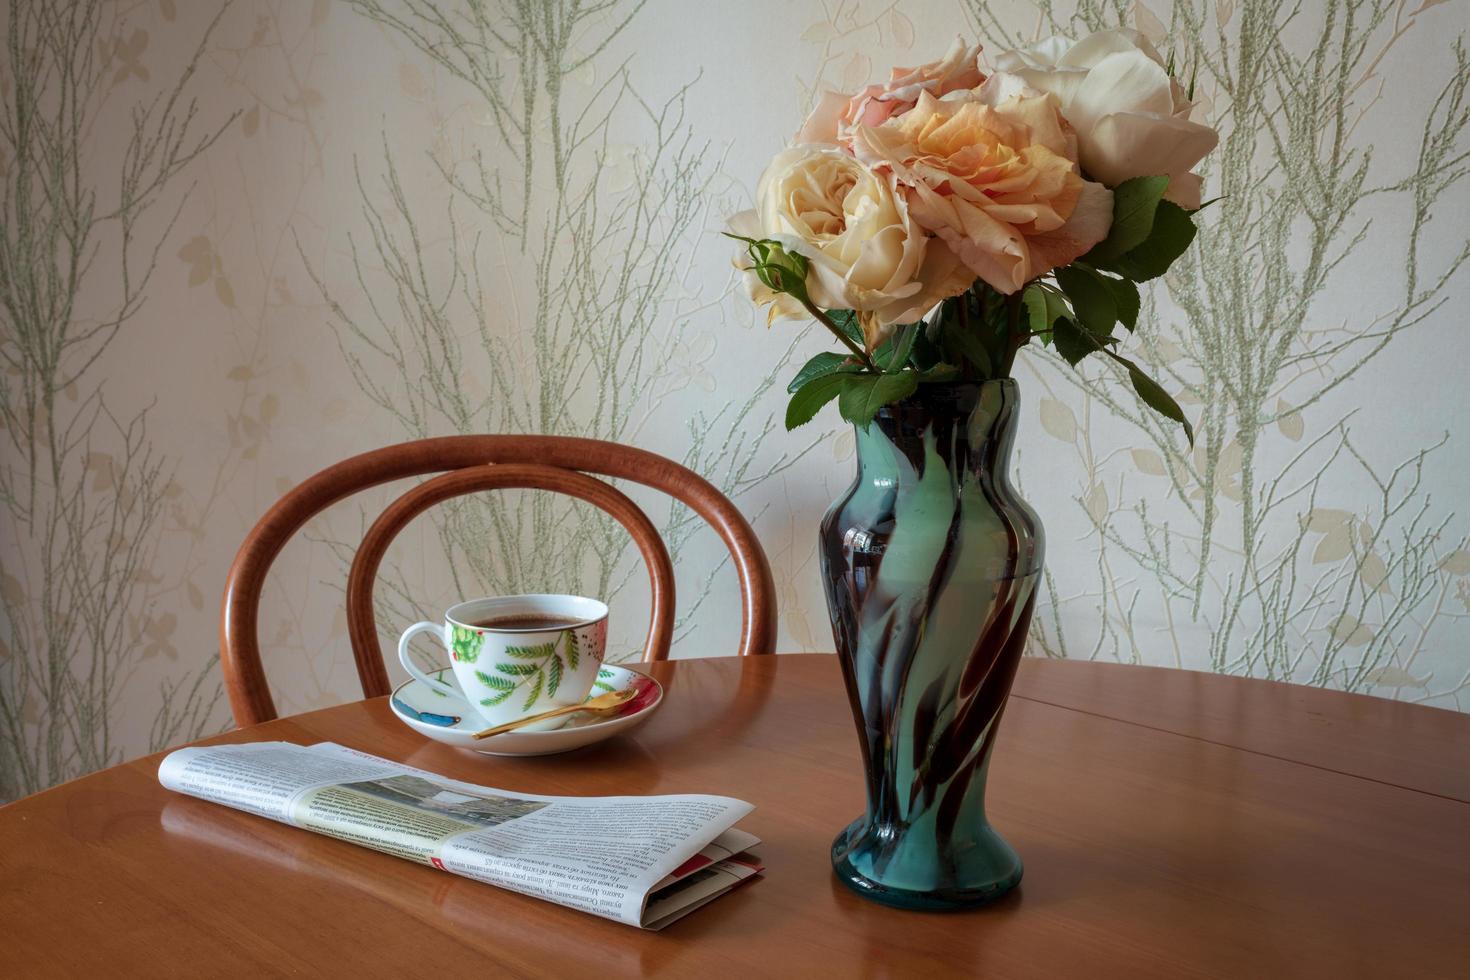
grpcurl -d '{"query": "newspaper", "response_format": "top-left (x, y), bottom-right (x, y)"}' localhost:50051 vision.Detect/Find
top-left (158, 741), bottom-right (762, 930)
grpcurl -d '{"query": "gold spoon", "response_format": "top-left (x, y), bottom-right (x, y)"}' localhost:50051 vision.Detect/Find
top-left (470, 688), bottom-right (637, 740)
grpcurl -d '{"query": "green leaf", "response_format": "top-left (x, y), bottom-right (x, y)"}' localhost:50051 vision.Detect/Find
top-left (824, 309), bottom-right (864, 347)
top-left (785, 372), bottom-right (855, 430)
top-left (1099, 275), bottom-right (1140, 331)
top-left (1050, 318), bottom-right (1094, 366)
top-left (1106, 351), bottom-right (1195, 447)
top-left (1055, 266), bottom-right (1117, 339)
top-left (1049, 319), bottom-right (1195, 446)
top-left (915, 363), bottom-right (960, 383)
top-left (475, 671), bottom-right (516, 691)
top-left (522, 672), bottom-right (544, 711)
top-left (494, 662), bottom-right (539, 676)
top-left (1088, 175), bottom-right (1170, 260)
top-left (1022, 283), bottom-right (1072, 334)
top-left (1022, 284), bottom-right (1050, 333)
top-left (566, 632), bottom-right (579, 670)
top-left (480, 690), bottom-right (513, 707)
top-left (546, 655), bottom-right (563, 697)
top-left (787, 352), bottom-right (857, 393)
top-left (1111, 201), bottom-right (1197, 281)
top-left (908, 324), bottom-right (945, 371)
top-left (941, 324), bottom-right (993, 377)
top-left (882, 322), bottom-right (920, 373)
top-left (837, 371), bottom-right (918, 428)
top-left (504, 642), bottom-right (556, 660)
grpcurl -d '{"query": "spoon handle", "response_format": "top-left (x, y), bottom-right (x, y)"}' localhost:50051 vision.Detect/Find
top-left (471, 689), bottom-right (631, 740)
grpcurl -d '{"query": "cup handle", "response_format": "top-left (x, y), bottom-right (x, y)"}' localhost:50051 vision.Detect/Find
top-left (397, 621), bottom-right (467, 702)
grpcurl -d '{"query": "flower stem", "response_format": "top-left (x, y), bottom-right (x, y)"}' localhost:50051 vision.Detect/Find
top-left (1001, 292), bottom-right (1027, 377)
top-left (801, 298), bottom-right (879, 372)
top-left (957, 291), bottom-right (973, 382)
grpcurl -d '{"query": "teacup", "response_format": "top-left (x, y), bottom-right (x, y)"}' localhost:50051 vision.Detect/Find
top-left (398, 595), bottom-right (608, 729)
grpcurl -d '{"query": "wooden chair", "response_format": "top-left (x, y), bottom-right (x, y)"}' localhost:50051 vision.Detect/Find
top-left (219, 436), bottom-right (777, 727)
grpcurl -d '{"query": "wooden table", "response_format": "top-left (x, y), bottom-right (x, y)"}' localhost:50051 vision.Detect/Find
top-left (4, 654), bottom-right (1469, 977)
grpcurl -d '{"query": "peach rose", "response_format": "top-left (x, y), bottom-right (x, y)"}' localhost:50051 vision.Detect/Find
top-left (797, 38), bottom-right (986, 148)
top-left (851, 75), bottom-right (1113, 295)
top-left (726, 145), bottom-right (972, 348)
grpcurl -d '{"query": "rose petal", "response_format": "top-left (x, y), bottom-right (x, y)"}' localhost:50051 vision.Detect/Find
top-left (859, 310), bottom-right (892, 351)
top-left (879, 38), bottom-right (985, 102)
top-left (975, 80), bottom-right (1076, 157)
top-left (796, 90), bottom-right (852, 145)
top-left (883, 237), bottom-right (974, 323)
top-left (908, 180), bottom-right (1029, 293)
top-left (997, 65), bottom-right (1088, 109)
top-left (1083, 111), bottom-right (1219, 188)
top-left (993, 34), bottom-right (1073, 71)
top-left (1068, 50), bottom-right (1175, 129)
top-left (1027, 179), bottom-right (1114, 277)
top-left (824, 38), bottom-right (990, 151)
top-left (726, 209), bottom-right (760, 238)
top-left (1163, 171), bottom-right (1204, 209)
top-left (1058, 27), bottom-right (1163, 70)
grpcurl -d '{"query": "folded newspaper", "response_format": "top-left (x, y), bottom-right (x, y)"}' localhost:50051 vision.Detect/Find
top-left (158, 742), bottom-right (762, 930)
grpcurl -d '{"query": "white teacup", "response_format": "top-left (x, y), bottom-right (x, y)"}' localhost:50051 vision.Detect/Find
top-left (398, 595), bottom-right (608, 729)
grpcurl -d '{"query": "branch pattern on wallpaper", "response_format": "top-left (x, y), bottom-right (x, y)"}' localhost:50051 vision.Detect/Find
top-left (306, 0), bottom-right (810, 656)
top-left (0, 1), bottom-right (233, 800)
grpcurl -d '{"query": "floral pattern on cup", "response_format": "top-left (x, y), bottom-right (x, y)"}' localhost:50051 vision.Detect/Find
top-left (473, 627), bottom-right (600, 712)
top-left (450, 624), bottom-right (484, 663)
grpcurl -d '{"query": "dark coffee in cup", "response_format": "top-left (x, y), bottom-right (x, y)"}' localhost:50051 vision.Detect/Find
top-left (468, 614), bottom-right (584, 631)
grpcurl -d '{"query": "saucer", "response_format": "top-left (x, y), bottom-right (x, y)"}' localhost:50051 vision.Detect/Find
top-left (389, 664), bottom-right (663, 757)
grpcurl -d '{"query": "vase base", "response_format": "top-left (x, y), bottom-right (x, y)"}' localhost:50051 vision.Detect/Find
top-left (830, 822), bottom-right (1023, 911)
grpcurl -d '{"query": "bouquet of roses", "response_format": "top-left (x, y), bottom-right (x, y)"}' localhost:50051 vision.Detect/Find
top-left (727, 29), bottom-right (1218, 443)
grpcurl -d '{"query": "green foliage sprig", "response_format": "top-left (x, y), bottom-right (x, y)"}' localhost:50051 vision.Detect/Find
top-left (758, 176), bottom-right (1199, 445)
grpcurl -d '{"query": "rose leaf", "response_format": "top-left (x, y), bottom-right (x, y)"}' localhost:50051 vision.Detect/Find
top-left (787, 351), bottom-right (858, 393)
top-left (1055, 266), bottom-right (1118, 340)
top-left (1051, 318), bottom-right (1094, 366)
top-left (786, 372), bottom-right (855, 430)
top-left (882, 322), bottom-right (921, 373)
top-left (1086, 175), bottom-right (1170, 260)
top-left (1111, 201), bottom-right (1198, 281)
top-left (837, 372), bottom-right (919, 429)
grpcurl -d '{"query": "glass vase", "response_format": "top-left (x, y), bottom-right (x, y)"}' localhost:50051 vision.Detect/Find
top-left (820, 379), bottom-right (1043, 909)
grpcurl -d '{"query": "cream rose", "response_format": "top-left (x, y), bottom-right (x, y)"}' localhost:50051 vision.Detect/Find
top-left (796, 38), bottom-right (986, 148)
top-left (993, 28), bottom-right (1218, 208)
top-left (850, 75), bottom-right (1113, 295)
top-left (727, 145), bottom-right (971, 348)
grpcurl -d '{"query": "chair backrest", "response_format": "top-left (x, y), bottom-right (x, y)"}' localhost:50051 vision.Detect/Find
top-left (220, 436), bottom-right (777, 727)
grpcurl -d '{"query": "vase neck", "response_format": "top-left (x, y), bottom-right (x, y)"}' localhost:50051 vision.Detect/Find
top-left (858, 380), bottom-right (1020, 486)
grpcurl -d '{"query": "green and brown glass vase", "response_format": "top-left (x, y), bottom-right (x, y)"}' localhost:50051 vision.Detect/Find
top-left (820, 379), bottom-right (1042, 910)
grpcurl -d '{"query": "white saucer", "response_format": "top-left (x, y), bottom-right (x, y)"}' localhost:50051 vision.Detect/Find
top-left (389, 664), bottom-right (663, 757)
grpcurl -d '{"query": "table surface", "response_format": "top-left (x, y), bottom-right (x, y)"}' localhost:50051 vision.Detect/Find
top-left (4, 654), bottom-right (1469, 978)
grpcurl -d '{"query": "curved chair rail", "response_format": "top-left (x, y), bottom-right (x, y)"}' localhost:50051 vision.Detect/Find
top-left (220, 435), bottom-right (776, 726)
top-left (347, 463), bottom-right (677, 687)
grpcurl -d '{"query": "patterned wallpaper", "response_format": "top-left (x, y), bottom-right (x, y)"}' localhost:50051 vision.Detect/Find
top-left (2, 0), bottom-right (1467, 801)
